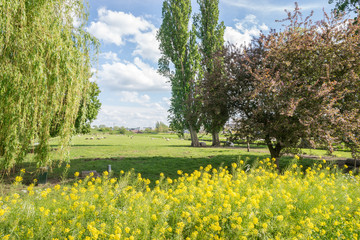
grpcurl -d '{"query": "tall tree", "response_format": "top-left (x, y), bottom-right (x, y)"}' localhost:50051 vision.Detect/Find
top-left (157, 0), bottom-right (202, 146)
top-left (155, 121), bottom-right (169, 133)
top-left (227, 6), bottom-right (360, 166)
top-left (195, 0), bottom-right (227, 146)
top-left (0, 0), bottom-right (98, 170)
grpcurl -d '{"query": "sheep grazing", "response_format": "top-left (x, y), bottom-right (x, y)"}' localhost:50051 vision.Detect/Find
top-left (90, 137), bottom-right (94, 140)
top-left (166, 138), bottom-right (170, 141)
top-left (225, 141), bottom-right (234, 147)
top-left (85, 138), bottom-right (89, 140)
top-left (199, 142), bottom-right (207, 147)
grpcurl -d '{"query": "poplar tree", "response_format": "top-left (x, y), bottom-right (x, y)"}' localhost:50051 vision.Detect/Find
top-left (195, 0), bottom-right (227, 146)
top-left (157, 0), bottom-right (202, 146)
top-left (0, 0), bottom-right (98, 170)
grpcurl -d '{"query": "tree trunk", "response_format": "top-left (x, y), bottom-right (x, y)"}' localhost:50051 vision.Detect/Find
top-left (247, 136), bottom-right (250, 152)
top-left (212, 131), bottom-right (220, 146)
top-left (189, 125), bottom-right (200, 147)
top-left (265, 135), bottom-right (282, 169)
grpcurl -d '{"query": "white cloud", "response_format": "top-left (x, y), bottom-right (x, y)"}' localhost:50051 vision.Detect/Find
top-left (222, 0), bottom-right (323, 12)
top-left (101, 51), bottom-right (120, 62)
top-left (162, 97), bottom-right (171, 106)
top-left (97, 57), bottom-right (170, 92)
top-left (225, 27), bottom-right (251, 46)
top-left (92, 104), bottom-right (169, 128)
top-left (225, 15), bottom-right (269, 46)
top-left (259, 23), bottom-right (269, 31)
top-left (118, 91), bottom-right (151, 105)
top-left (88, 8), bottom-right (152, 46)
top-left (131, 28), bottom-right (161, 62)
top-left (88, 8), bottom-right (161, 63)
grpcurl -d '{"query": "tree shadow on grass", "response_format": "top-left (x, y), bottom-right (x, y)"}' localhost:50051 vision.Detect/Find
top-left (3, 153), bottom-right (319, 187)
top-left (164, 144), bottom-right (268, 150)
top-left (52, 154), bottom-right (269, 186)
top-left (6, 154), bottom-right (264, 185)
top-left (70, 145), bottom-right (120, 147)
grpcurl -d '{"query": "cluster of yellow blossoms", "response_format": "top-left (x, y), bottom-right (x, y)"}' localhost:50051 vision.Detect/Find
top-left (0, 159), bottom-right (359, 239)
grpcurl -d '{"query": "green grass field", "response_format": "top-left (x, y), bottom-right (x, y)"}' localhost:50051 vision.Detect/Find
top-left (6, 133), bottom-right (352, 187)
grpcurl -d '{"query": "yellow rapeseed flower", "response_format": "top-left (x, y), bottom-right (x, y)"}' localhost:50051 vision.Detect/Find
top-left (0, 209), bottom-right (6, 216)
top-left (3, 235), bottom-right (10, 240)
top-left (262, 223), bottom-right (268, 229)
top-left (252, 217), bottom-right (259, 225)
top-left (15, 176), bottom-right (23, 182)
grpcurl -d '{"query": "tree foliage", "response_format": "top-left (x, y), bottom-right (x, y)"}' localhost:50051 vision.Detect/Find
top-left (155, 121), bottom-right (169, 133)
top-left (51, 81), bottom-right (101, 137)
top-left (0, 0), bottom-right (98, 170)
top-left (329, 0), bottom-right (360, 14)
top-left (227, 6), bottom-right (360, 164)
top-left (157, 0), bottom-right (202, 146)
top-left (195, 0), bottom-right (228, 146)
top-left (74, 81), bottom-right (101, 134)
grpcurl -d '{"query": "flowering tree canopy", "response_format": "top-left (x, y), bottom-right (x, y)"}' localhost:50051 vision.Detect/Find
top-left (227, 5), bottom-right (360, 164)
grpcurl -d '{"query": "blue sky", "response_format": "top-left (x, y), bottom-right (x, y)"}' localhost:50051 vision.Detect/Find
top-left (87, 0), bottom-right (335, 128)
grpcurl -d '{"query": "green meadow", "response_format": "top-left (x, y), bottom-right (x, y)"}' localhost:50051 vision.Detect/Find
top-left (6, 133), bottom-right (352, 187)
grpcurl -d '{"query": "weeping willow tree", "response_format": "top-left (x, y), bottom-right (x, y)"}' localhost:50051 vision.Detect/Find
top-left (0, 0), bottom-right (98, 171)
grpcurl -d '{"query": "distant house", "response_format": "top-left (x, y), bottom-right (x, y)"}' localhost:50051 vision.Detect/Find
top-left (131, 129), bottom-right (142, 133)
top-left (127, 127), bottom-right (139, 131)
top-left (126, 127), bottom-right (142, 134)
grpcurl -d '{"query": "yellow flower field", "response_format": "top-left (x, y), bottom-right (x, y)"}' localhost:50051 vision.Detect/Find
top-left (0, 158), bottom-right (359, 239)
